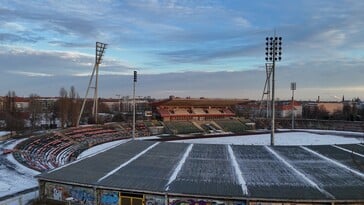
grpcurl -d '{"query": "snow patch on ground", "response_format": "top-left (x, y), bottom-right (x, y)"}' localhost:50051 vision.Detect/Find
top-left (172, 132), bottom-right (363, 145)
top-left (0, 139), bottom-right (39, 198)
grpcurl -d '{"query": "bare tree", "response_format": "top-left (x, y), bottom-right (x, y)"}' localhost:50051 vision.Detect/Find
top-left (28, 93), bottom-right (42, 129)
top-left (4, 91), bottom-right (24, 132)
top-left (68, 86), bottom-right (81, 127)
top-left (58, 87), bottom-right (68, 128)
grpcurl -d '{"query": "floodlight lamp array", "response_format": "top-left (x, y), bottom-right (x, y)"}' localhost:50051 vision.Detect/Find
top-left (96, 42), bottom-right (107, 64)
top-left (265, 37), bottom-right (282, 62)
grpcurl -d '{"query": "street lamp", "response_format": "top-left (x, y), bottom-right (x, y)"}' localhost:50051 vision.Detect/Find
top-left (291, 82), bottom-right (296, 129)
top-left (265, 36), bottom-right (282, 146)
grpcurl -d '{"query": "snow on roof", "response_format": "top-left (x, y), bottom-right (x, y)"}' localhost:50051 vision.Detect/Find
top-left (38, 139), bottom-right (364, 201)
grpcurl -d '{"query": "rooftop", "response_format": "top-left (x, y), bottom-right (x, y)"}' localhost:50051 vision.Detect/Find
top-left (38, 140), bottom-right (364, 202)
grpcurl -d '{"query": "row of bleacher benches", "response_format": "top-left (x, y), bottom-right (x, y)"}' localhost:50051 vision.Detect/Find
top-left (163, 119), bottom-right (249, 135)
top-left (14, 123), bottom-right (152, 172)
top-left (159, 108), bottom-right (234, 115)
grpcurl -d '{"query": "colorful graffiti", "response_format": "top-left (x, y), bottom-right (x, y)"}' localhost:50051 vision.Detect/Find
top-left (45, 182), bottom-right (71, 201)
top-left (44, 182), bottom-right (95, 205)
top-left (248, 203), bottom-right (322, 205)
top-left (145, 194), bottom-right (165, 205)
top-left (169, 198), bottom-right (226, 205)
top-left (100, 191), bottom-right (119, 205)
top-left (69, 187), bottom-right (95, 205)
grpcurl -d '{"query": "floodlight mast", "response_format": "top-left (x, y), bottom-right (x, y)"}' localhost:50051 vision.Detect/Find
top-left (265, 36), bottom-right (282, 146)
top-left (291, 82), bottom-right (296, 129)
top-left (77, 42), bottom-right (107, 127)
top-left (259, 63), bottom-right (273, 118)
top-left (132, 71), bottom-right (137, 140)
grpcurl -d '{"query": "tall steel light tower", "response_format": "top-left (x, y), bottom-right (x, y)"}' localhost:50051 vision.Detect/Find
top-left (77, 42), bottom-right (107, 126)
top-left (291, 82), bottom-right (296, 129)
top-left (132, 71), bottom-right (137, 140)
top-left (265, 36), bottom-right (282, 146)
top-left (259, 63), bottom-right (273, 118)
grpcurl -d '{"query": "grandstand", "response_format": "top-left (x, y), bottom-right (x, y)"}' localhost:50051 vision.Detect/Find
top-left (152, 97), bottom-right (249, 121)
top-left (37, 140), bottom-right (364, 205)
top-left (13, 123), bottom-right (151, 172)
top-left (215, 119), bottom-right (247, 134)
top-left (163, 121), bottom-right (202, 134)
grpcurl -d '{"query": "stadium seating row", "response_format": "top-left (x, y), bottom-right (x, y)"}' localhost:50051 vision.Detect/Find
top-left (14, 123), bottom-right (152, 172)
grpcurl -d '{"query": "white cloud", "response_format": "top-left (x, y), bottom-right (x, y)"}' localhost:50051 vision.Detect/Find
top-left (234, 17), bottom-right (250, 28)
top-left (3, 22), bottom-right (25, 31)
top-left (8, 71), bottom-right (54, 77)
top-left (317, 29), bottom-right (346, 47)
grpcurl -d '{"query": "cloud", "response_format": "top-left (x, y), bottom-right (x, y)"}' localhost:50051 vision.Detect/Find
top-left (0, 66), bottom-right (363, 101)
top-left (3, 22), bottom-right (25, 31)
top-left (0, 33), bottom-right (40, 43)
top-left (48, 41), bottom-right (90, 48)
top-left (8, 71), bottom-right (54, 77)
top-left (234, 17), bottom-right (250, 28)
top-left (0, 0), bottom-right (364, 101)
top-left (157, 43), bottom-right (261, 64)
top-left (0, 46), bottom-right (133, 77)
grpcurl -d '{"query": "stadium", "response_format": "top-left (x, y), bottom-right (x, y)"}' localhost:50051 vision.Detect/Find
top-left (2, 1), bottom-right (364, 205)
top-left (0, 97), bottom-right (362, 205)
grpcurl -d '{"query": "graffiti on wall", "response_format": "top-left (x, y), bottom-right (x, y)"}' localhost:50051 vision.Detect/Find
top-left (69, 187), bottom-right (95, 205)
top-left (169, 198), bottom-right (226, 205)
top-left (249, 203), bottom-right (324, 205)
top-left (44, 182), bottom-right (95, 205)
top-left (45, 182), bottom-right (71, 201)
top-left (100, 190), bottom-right (119, 205)
top-left (145, 194), bottom-right (165, 205)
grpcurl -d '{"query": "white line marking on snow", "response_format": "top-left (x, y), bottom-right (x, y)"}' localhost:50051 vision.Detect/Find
top-left (301, 146), bottom-right (364, 178)
top-left (165, 144), bottom-right (193, 191)
top-left (228, 145), bottom-right (248, 195)
top-left (97, 142), bottom-right (159, 182)
top-left (265, 146), bottom-right (334, 199)
top-left (332, 145), bottom-right (364, 158)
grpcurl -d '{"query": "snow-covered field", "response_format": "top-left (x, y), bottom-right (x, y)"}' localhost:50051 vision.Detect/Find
top-left (0, 130), bottom-right (363, 203)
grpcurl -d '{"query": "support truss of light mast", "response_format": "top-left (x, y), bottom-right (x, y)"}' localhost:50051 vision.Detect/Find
top-left (259, 63), bottom-right (273, 118)
top-left (76, 42), bottom-right (107, 127)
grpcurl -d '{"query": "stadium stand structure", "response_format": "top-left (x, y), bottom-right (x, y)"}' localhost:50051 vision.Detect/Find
top-left (215, 119), bottom-right (247, 134)
top-left (164, 121), bottom-right (202, 134)
top-left (37, 140), bottom-right (364, 205)
top-left (13, 123), bottom-right (151, 172)
top-left (152, 97), bottom-right (249, 121)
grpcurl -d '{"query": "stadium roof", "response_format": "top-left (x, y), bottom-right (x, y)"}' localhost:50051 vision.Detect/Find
top-left (38, 140), bottom-right (364, 202)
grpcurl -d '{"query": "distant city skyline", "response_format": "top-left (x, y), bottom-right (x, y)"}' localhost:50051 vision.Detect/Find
top-left (0, 0), bottom-right (363, 101)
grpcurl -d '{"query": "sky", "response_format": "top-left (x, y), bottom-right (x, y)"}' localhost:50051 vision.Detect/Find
top-left (0, 0), bottom-right (364, 100)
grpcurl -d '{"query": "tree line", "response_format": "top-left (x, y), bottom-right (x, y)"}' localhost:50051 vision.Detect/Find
top-left (1, 86), bottom-right (92, 131)
top-left (302, 100), bottom-right (364, 121)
